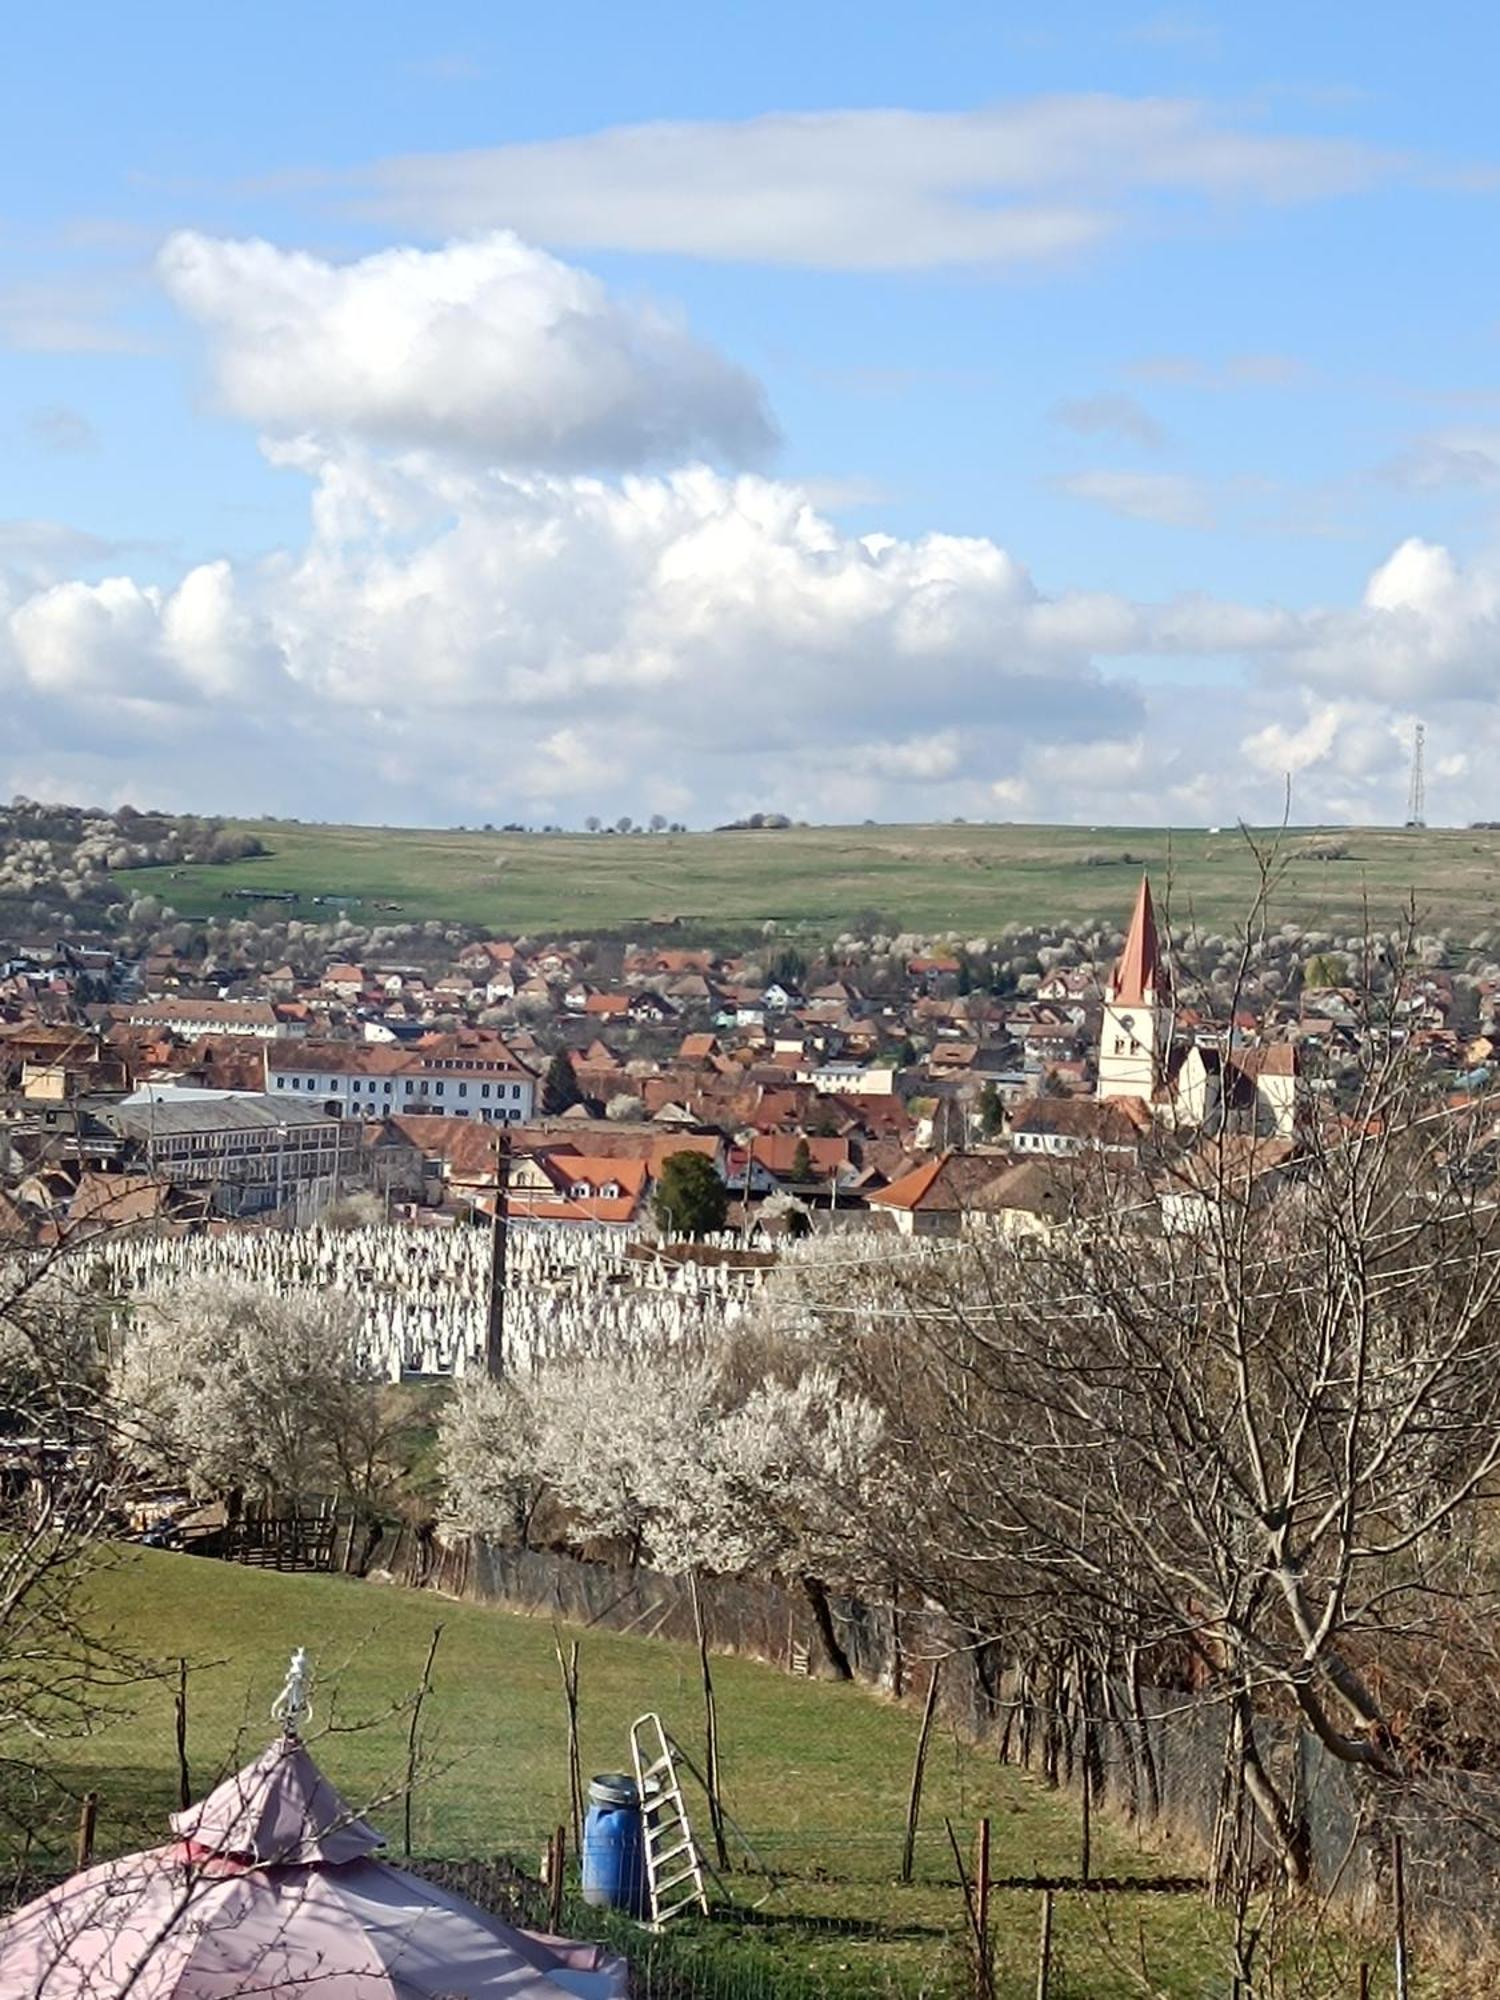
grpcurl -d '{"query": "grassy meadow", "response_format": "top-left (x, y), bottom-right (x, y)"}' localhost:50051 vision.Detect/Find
top-left (10, 1548), bottom-right (1310, 1999)
top-left (125, 817), bottom-right (1500, 944)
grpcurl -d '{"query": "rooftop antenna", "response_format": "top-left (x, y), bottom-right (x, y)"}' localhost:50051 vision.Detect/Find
top-left (1404, 721), bottom-right (1426, 829)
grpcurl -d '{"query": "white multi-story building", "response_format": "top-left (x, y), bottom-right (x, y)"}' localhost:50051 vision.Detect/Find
top-left (797, 1060), bottom-right (897, 1096)
top-left (124, 997), bottom-right (296, 1040)
top-left (265, 1034), bottom-right (536, 1124)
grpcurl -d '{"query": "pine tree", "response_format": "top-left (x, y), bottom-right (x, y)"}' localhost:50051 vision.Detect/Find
top-left (653, 1151), bottom-right (729, 1239)
top-left (541, 1049), bottom-right (581, 1116)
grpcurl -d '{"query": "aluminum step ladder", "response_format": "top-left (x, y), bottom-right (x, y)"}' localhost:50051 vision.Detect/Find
top-left (629, 1711), bottom-right (711, 1925)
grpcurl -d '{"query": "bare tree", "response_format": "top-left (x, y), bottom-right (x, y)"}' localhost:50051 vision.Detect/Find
top-left (816, 897), bottom-right (1500, 1888)
top-left (0, 1247), bottom-right (142, 1853)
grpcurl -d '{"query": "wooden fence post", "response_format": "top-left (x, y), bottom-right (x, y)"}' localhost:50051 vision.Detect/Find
top-left (944, 1818), bottom-right (992, 2000)
top-left (174, 1657), bottom-right (192, 1812)
top-left (1035, 1888), bottom-right (1054, 2000)
top-left (76, 1792), bottom-right (98, 1870)
top-left (402, 1624), bottom-right (444, 1859)
top-left (1393, 1833), bottom-right (1410, 2000)
top-left (975, 1818), bottom-right (992, 2000)
top-left (553, 1630), bottom-right (584, 1858)
top-left (901, 1659), bottom-right (942, 1885)
top-left (548, 1823), bottom-right (567, 1935)
top-left (689, 1570), bottom-right (730, 1870)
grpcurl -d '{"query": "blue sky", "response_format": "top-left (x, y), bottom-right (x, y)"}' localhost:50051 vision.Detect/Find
top-left (4, 2), bottom-right (1500, 827)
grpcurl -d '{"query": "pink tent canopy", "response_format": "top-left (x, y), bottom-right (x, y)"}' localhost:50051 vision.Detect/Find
top-left (0, 1733), bottom-right (628, 1999)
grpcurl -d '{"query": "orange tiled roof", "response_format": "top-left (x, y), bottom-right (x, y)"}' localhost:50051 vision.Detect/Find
top-left (1111, 875), bottom-right (1165, 1007)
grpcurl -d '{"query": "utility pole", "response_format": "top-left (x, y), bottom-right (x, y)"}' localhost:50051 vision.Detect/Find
top-left (484, 1129), bottom-right (511, 1379)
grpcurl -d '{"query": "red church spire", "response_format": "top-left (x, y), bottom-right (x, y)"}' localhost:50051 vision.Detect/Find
top-left (1112, 873), bottom-right (1166, 1007)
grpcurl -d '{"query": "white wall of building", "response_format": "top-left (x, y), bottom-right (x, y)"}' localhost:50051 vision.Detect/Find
top-left (266, 1060), bottom-right (535, 1123)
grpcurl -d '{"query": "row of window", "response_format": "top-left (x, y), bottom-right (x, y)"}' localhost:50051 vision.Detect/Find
top-left (273, 1075), bottom-right (528, 1101)
top-left (423, 1056), bottom-right (522, 1073)
top-left (148, 1134), bottom-right (340, 1158)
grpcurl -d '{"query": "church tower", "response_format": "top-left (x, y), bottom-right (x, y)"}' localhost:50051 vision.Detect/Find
top-left (1098, 874), bottom-right (1173, 1105)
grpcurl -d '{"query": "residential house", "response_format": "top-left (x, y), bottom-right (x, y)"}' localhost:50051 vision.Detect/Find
top-left (624, 947), bottom-right (715, 982)
top-left (976, 1155), bottom-right (1157, 1242)
top-left (322, 964), bottom-right (367, 1001)
top-left (457, 940), bottom-right (522, 973)
top-left (725, 1132), bottom-right (856, 1192)
top-left (530, 947), bottom-right (580, 981)
top-left (506, 1151), bottom-right (651, 1227)
top-left (798, 1059), bottom-right (898, 1097)
top-left (430, 974), bottom-right (479, 1010)
top-left (1156, 1134), bottom-right (1296, 1234)
top-left (865, 1149), bottom-right (1015, 1236)
top-left (582, 992), bottom-right (629, 1021)
top-left (1009, 1096), bottom-right (1149, 1158)
top-left (1037, 967), bottom-right (1101, 1008)
top-left (628, 991), bottom-right (679, 1025)
top-left (387, 1114), bottom-right (508, 1205)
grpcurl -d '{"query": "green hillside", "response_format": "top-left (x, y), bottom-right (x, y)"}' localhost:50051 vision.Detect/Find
top-left (19, 1549), bottom-right (1251, 1998)
top-left (125, 818), bottom-right (1500, 942)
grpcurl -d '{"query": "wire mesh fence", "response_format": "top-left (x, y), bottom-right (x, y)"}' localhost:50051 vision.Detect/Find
top-left (450, 1537), bottom-right (1500, 1968)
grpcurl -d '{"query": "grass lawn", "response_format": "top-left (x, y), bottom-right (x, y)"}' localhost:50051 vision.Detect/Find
top-left (9, 1547), bottom-right (1283, 1999)
top-left (121, 817), bottom-right (1500, 943)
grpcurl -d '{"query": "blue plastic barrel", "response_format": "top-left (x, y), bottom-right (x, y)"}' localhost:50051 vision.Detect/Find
top-left (581, 1773), bottom-right (646, 1915)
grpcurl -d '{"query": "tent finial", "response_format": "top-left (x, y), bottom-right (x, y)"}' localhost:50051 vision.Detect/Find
top-left (271, 1646), bottom-right (313, 1739)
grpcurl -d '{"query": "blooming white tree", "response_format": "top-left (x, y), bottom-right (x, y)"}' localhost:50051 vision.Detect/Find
top-left (436, 1329), bottom-right (892, 1606)
top-left (711, 1365), bottom-right (888, 1583)
top-left (534, 1355), bottom-right (722, 1563)
top-left (113, 1282), bottom-right (368, 1506)
top-left (437, 1374), bottom-right (547, 1546)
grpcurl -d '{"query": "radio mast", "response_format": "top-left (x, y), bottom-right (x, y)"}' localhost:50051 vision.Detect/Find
top-left (1404, 721), bottom-right (1426, 829)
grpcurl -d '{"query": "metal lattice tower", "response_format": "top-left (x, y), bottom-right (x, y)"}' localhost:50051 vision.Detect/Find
top-left (1405, 721), bottom-right (1426, 828)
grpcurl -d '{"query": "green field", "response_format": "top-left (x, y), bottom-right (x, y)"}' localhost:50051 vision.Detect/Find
top-left (128, 818), bottom-right (1500, 942)
top-left (12, 1549), bottom-right (1285, 1999)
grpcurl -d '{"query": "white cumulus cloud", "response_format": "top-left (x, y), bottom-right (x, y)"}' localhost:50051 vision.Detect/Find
top-left (12, 448), bottom-right (1500, 828)
top-left (1274, 538), bottom-right (1500, 702)
top-left (10, 221), bottom-right (1500, 833)
top-left (158, 230), bottom-right (774, 470)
